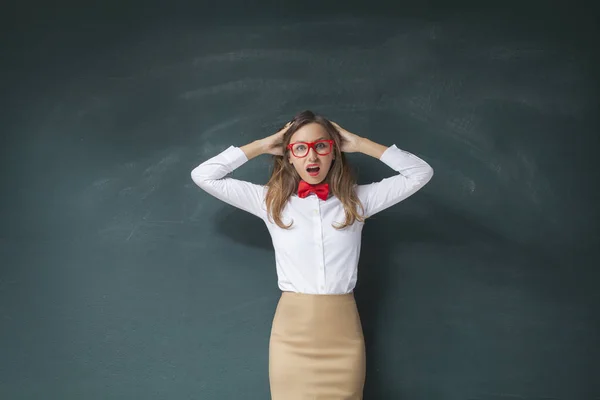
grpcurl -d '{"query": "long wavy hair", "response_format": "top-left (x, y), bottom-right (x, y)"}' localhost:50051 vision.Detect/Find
top-left (264, 110), bottom-right (366, 230)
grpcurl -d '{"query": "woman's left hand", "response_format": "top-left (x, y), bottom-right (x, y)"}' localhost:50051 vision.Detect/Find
top-left (330, 121), bottom-right (363, 153)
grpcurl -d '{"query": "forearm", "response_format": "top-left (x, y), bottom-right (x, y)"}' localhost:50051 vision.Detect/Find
top-left (355, 143), bottom-right (433, 217)
top-left (240, 140), bottom-right (266, 160)
top-left (358, 137), bottom-right (388, 159)
top-left (190, 144), bottom-right (267, 219)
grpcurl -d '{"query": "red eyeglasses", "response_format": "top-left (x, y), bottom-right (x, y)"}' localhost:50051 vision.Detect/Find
top-left (287, 140), bottom-right (334, 158)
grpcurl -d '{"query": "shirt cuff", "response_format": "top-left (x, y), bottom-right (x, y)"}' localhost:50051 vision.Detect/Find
top-left (221, 145), bottom-right (250, 171)
top-left (379, 144), bottom-right (400, 165)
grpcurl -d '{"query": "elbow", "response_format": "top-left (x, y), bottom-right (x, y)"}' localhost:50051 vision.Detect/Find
top-left (418, 163), bottom-right (434, 187)
top-left (190, 166), bottom-right (209, 188)
top-left (425, 165), bottom-right (434, 183)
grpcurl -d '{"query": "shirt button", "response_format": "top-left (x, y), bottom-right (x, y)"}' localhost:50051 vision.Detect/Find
top-left (313, 210), bottom-right (318, 215)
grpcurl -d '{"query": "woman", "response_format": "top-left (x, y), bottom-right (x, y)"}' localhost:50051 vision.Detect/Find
top-left (191, 110), bottom-right (433, 399)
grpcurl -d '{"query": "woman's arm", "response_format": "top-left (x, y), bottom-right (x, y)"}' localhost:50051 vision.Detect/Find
top-left (191, 123), bottom-right (290, 219)
top-left (240, 140), bottom-right (266, 160)
top-left (357, 137), bottom-right (388, 159)
top-left (355, 138), bottom-right (434, 218)
top-left (190, 140), bottom-right (268, 219)
top-left (330, 121), bottom-right (433, 217)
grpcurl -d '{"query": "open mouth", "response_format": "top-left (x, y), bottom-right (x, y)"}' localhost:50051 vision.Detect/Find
top-left (306, 166), bottom-right (320, 176)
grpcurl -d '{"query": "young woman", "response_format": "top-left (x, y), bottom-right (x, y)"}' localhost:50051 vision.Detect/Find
top-left (191, 110), bottom-right (433, 399)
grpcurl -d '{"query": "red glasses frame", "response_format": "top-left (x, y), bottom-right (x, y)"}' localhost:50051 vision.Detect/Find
top-left (286, 139), bottom-right (334, 158)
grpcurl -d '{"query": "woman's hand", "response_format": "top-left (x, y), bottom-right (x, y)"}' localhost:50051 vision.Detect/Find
top-left (330, 121), bottom-right (363, 153)
top-left (260, 122), bottom-right (292, 156)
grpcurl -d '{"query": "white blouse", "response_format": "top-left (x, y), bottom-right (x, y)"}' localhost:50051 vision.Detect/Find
top-left (191, 144), bottom-right (433, 294)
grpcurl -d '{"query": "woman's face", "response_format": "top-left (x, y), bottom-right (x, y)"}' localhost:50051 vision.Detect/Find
top-left (287, 123), bottom-right (335, 184)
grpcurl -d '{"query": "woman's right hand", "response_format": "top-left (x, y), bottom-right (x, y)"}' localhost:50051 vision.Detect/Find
top-left (260, 122), bottom-right (292, 156)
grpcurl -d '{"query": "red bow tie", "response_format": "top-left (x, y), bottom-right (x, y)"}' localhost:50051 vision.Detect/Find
top-left (298, 180), bottom-right (329, 200)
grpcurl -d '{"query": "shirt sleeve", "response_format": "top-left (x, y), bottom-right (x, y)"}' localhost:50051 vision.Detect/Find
top-left (190, 145), bottom-right (267, 219)
top-left (356, 144), bottom-right (434, 218)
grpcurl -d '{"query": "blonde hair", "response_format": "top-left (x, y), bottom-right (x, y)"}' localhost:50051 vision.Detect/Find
top-left (264, 110), bottom-right (366, 230)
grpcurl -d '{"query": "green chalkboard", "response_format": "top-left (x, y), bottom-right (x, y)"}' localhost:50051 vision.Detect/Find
top-left (1, 1), bottom-right (598, 399)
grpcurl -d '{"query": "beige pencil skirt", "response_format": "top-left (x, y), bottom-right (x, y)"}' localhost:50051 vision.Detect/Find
top-left (269, 291), bottom-right (366, 400)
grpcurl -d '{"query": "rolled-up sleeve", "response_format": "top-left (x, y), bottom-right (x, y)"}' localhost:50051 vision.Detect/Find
top-left (191, 145), bottom-right (267, 219)
top-left (356, 144), bottom-right (433, 217)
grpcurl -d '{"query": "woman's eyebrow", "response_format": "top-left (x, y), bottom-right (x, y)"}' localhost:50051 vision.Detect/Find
top-left (294, 137), bottom-right (327, 142)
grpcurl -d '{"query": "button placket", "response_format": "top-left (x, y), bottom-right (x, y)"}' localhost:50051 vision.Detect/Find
top-left (312, 198), bottom-right (326, 293)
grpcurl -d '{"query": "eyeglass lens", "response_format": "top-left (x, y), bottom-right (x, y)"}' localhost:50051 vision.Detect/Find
top-left (292, 141), bottom-right (331, 157)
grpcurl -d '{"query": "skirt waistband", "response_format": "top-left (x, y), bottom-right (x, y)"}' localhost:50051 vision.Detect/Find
top-left (278, 291), bottom-right (356, 311)
top-left (280, 290), bottom-right (354, 300)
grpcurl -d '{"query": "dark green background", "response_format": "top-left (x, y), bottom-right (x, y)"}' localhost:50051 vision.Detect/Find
top-left (1, 0), bottom-right (598, 399)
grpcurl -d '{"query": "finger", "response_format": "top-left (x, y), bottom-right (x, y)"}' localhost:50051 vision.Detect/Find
top-left (278, 121), bottom-right (292, 133)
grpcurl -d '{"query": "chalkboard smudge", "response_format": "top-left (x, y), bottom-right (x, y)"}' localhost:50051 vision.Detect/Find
top-left (180, 78), bottom-right (308, 99)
